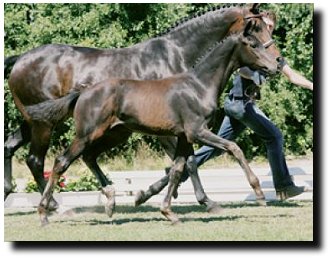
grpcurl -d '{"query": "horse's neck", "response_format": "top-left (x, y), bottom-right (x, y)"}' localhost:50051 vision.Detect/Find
top-left (192, 37), bottom-right (239, 100)
top-left (163, 7), bottom-right (243, 67)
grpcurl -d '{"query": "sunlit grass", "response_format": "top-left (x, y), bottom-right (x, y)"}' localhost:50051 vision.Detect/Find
top-left (5, 201), bottom-right (313, 241)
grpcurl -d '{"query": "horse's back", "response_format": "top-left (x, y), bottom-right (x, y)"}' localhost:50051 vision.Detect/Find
top-left (8, 44), bottom-right (109, 105)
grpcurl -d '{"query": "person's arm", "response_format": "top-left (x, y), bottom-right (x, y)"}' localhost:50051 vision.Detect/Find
top-left (281, 64), bottom-right (313, 91)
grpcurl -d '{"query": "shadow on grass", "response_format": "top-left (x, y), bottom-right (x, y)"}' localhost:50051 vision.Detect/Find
top-left (68, 201), bottom-right (302, 215)
top-left (4, 200), bottom-right (303, 217)
top-left (54, 214), bottom-right (246, 226)
top-left (54, 210), bottom-right (294, 226)
top-left (51, 201), bottom-right (302, 226)
top-left (4, 210), bottom-right (36, 217)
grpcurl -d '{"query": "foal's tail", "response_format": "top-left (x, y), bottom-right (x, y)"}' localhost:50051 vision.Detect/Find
top-left (25, 91), bottom-right (81, 124)
top-left (4, 55), bottom-right (20, 78)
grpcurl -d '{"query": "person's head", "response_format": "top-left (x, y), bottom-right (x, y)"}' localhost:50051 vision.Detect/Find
top-left (262, 11), bottom-right (277, 34)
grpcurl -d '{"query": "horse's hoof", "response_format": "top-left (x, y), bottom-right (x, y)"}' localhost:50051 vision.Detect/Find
top-left (38, 206), bottom-right (49, 227)
top-left (4, 190), bottom-right (12, 201)
top-left (105, 202), bottom-right (115, 218)
top-left (134, 190), bottom-right (146, 207)
top-left (102, 185), bottom-right (116, 218)
top-left (161, 208), bottom-right (180, 224)
top-left (256, 198), bottom-right (267, 206)
top-left (207, 204), bottom-right (223, 214)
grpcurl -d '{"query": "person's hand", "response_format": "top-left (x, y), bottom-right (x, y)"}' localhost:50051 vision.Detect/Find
top-left (251, 71), bottom-right (266, 86)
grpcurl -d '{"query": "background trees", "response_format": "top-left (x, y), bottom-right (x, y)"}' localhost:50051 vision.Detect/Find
top-left (4, 3), bottom-right (313, 161)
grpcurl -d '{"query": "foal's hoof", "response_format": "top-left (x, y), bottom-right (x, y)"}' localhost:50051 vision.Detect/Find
top-left (161, 208), bottom-right (181, 224)
top-left (102, 185), bottom-right (116, 218)
top-left (134, 190), bottom-right (146, 207)
top-left (38, 206), bottom-right (50, 227)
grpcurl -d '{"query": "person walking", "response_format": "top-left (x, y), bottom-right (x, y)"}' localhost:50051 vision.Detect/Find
top-left (178, 14), bottom-right (313, 200)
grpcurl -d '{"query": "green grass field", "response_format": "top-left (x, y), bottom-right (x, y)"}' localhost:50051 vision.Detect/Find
top-left (4, 200), bottom-right (313, 241)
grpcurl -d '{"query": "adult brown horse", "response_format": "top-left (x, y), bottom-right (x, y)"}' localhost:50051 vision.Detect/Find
top-left (5, 4), bottom-right (280, 210)
top-left (34, 30), bottom-right (279, 225)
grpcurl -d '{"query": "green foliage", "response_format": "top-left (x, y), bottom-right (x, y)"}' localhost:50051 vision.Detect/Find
top-left (4, 3), bottom-right (313, 161)
top-left (25, 173), bottom-right (99, 193)
top-left (24, 175), bottom-right (67, 193)
top-left (64, 174), bottom-right (100, 192)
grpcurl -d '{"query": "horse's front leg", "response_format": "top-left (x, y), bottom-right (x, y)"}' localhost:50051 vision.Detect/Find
top-left (193, 128), bottom-right (266, 205)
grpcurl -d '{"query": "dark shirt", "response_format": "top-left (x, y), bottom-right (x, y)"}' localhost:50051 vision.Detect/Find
top-left (230, 57), bottom-right (288, 100)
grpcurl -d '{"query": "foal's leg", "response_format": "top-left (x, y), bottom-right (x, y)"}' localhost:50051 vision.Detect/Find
top-left (160, 135), bottom-right (191, 224)
top-left (193, 129), bottom-right (265, 205)
top-left (186, 155), bottom-right (222, 213)
top-left (26, 123), bottom-right (59, 210)
top-left (38, 137), bottom-right (88, 226)
top-left (4, 121), bottom-right (31, 199)
top-left (160, 157), bottom-right (186, 224)
top-left (82, 128), bottom-right (132, 217)
top-left (135, 135), bottom-right (221, 213)
top-left (134, 136), bottom-right (177, 206)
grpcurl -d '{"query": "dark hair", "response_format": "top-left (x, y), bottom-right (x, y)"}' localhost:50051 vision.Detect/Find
top-left (266, 11), bottom-right (277, 26)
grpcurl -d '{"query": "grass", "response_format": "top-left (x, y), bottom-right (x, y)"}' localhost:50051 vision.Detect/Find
top-left (4, 201), bottom-right (313, 241)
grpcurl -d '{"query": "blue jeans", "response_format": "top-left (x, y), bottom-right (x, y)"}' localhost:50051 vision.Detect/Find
top-left (183, 99), bottom-right (294, 190)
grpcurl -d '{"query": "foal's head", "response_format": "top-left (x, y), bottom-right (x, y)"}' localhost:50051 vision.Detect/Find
top-left (229, 4), bottom-right (281, 59)
top-left (234, 26), bottom-right (279, 75)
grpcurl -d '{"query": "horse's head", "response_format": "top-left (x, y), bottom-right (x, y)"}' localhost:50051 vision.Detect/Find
top-left (234, 25), bottom-right (279, 75)
top-left (228, 4), bottom-right (281, 60)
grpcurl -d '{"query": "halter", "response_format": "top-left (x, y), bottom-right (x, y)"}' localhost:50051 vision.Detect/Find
top-left (262, 39), bottom-right (275, 48)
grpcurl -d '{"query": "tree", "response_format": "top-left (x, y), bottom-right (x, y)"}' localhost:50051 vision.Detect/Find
top-left (4, 3), bottom-right (313, 160)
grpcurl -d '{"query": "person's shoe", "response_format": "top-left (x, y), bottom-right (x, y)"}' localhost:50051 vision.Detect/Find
top-left (276, 185), bottom-right (309, 201)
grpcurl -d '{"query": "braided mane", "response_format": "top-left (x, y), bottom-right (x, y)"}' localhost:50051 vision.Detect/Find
top-left (157, 3), bottom-right (246, 37)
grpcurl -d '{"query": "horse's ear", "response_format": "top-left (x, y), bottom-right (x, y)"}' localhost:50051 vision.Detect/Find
top-left (249, 3), bottom-right (260, 14)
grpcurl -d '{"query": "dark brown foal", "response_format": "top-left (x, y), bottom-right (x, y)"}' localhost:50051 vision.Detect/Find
top-left (36, 30), bottom-right (278, 225)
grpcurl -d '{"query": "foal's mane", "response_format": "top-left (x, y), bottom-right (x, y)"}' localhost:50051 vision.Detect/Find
top-left (156, 3), bottom-right (246, 37)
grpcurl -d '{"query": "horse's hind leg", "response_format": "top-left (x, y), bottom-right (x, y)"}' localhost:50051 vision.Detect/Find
top-left (4, 121), bottom-right (31, 200)
top-left (38, 137), bottom-right (88, 226)
top-left (25, 123), bottom-right (59, 210)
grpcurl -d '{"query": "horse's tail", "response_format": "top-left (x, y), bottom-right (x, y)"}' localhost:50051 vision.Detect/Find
top-left (4, 55), bottom-right (20, 78)
top-left (25, 91), bottom-right (81, 124)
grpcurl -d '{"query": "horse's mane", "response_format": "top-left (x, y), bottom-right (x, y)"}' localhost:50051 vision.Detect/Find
top-left (156, 3), bottom-right (246, 37)
top-left (191, 34), bottom-right (239, 69)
